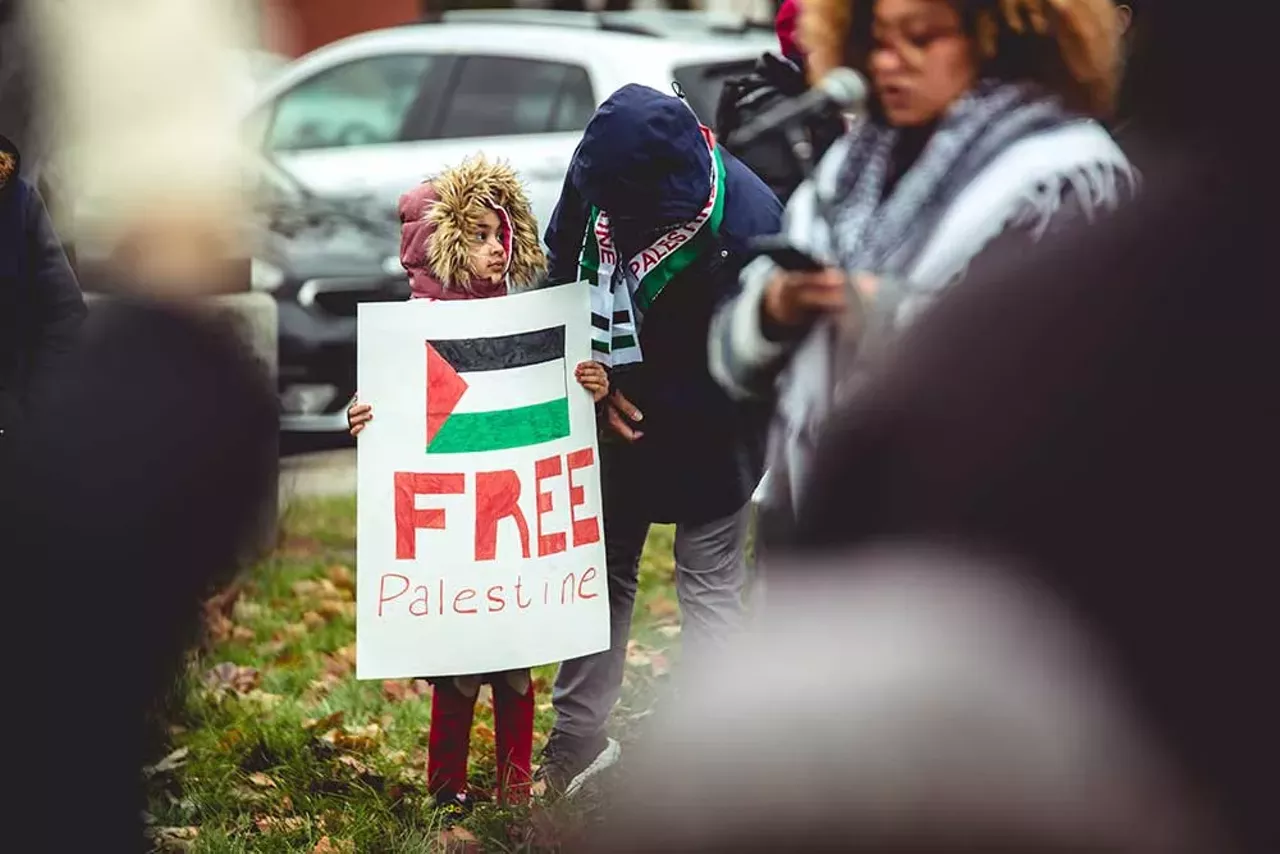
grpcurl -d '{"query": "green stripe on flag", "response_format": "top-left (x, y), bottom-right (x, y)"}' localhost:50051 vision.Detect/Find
top-left (426, 398), bottom-right (570, 454)
top-left (611, 334), bottom-right (636, 349)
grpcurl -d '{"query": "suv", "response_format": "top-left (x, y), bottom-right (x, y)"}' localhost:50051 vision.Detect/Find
top-left (242, 14), bottom-right (773, 230)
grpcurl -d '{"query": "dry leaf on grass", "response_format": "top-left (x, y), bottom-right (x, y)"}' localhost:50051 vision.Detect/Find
top-left (302, 610), bottom-right (327, 630)
top-left (317, 599), bottom-right (348, 620)
top-left (381, 679), bottom-right (430, 702)
top-left (656, 624), bottom-right (682, 639)
top-left (203, 663), bottom-right (261, 694)
top-left (649, 652), bottom-right (671, 677)
top-left (303, 710), bottom-right (346, 732)
top-left (255, 815), bottom-right (307, 834)
top-left (282, 622), bottom-right (308, 640)
top-left (231, 625), bottom-right (256, 643)
top-left (472, 722), bottom-right (496, 744)
top-left (241, 690), bottom-right (284, 712)
top-left (327, 565), bottom-right (355, 590)
top-left (233, 599), bottom-right (266, 622)
top-left (624, 640), bottom-right (651, 668)
top-left (439, 827), bottom-right (480, 853)
top-left (313, 836), bottom-right (355, 854)
top-left (248, 772), bottom-right (278, 789)
top-left (143, 746), bottom-right (189, 777)
top-left (291, 579), bottom-right (323, 599)
top-left (149, 825), bottom-right (199, 850)
top-left (336, 754), bottom-right (375, 776)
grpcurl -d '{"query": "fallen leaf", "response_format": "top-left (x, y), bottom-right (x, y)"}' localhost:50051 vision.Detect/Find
top-left (317, 599), bottom-right (347, 619)
top-left (203, 662), bottom-right (261, 694)
top-left (204, 612), bottom-right (234, 643)
top-left (233, 599), bottom-right (266, 622)
top-left (231, 625), bottom-right (256, 643)
top-left (327, 565), bottom-right (355, 590)
top-left (255, 815), bottom-right (306, 834)
top-left (318, 578), bottom-right (341, 597)
top-left (258, 639), bottom-right (287, 657)
top-left (649, 652), bottom-right (671, 678)
top-left (536, 702), bottom-right (553, 712)
top-left (302, 610), bottom-right (326, 630)
top-left (242, 691), bottom-right (284, 711)
top-left (333, 723), bottom-right (382, 752)
top-left (381, 749), bottom-right (408, 766)
top-left (303, 710), bottom-right (346, 732)
top-left (381, 680), bottom-right (428, 702)
top-left (656, 624), bottom-right (682, 639)
top-left (334, 644), bottom-right (357, 667)
top-left (149, 825), bottom-right (199, 850)
top-left (248, 772), bottom-right (278, 789)
top-left (313, 836), bottom-right (355, 854)
top-left (291, 579), bottom-right (322, 599)
top-left (624, 639), bottom-right (651, 668)
top-left (282, 622), bottom-right (308, 640)
top-left (439, 826), bottom-right (480, 853)
top-left (473, 721), bottom-right (496, 744)
top-left (336, 754), bottom-right (374, 776)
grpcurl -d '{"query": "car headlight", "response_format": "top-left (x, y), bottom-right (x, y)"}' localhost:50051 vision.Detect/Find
top-left (250, 257), bottom-right (286, 292)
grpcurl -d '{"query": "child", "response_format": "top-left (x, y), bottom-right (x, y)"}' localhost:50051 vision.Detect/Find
top-left (347, 157), bottom-right (608, 814)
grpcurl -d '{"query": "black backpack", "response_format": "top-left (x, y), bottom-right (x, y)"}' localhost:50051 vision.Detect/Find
top-left (715, 53), bottom-right (845, 204)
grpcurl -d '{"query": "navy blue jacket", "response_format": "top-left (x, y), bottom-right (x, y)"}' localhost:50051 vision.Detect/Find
top-left (544, 84), bottom-right (783, 523)
top-left (0, 135), bottom-right (86, 435)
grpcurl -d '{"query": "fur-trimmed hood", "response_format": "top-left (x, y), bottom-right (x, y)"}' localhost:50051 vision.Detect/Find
top-left (398, 156), bottom-right (547, 300)
top-left (0, 135), bottom-right (19, 194)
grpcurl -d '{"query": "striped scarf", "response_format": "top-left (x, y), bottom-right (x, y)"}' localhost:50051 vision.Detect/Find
top-left (579, 129), bottom-right (726, 367)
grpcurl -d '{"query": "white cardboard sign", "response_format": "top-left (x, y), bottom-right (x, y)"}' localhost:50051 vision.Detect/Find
top-left (355, 283), bottom-right (609, 679)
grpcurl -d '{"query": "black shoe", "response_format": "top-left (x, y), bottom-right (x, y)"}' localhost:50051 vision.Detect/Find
top-left (533, 731), bottom-right (621, 798)
top-left (433, 791), bottom-right (475, 826)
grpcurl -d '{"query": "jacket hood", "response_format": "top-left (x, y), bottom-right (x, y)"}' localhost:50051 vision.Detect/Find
top-left (569, 84), bottom-right (711, 231)
top-left (0, 134), bottom-right (19, 193)
top-left (397, 156), bottom-right (547, 299)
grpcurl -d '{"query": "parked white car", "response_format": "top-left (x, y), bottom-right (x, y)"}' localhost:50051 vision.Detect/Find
top-left (242, 13), bottom-right (773, 231)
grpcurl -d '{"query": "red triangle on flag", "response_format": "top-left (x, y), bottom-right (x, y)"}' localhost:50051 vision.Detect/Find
top-left (426, 342), bottom-right (468, 447)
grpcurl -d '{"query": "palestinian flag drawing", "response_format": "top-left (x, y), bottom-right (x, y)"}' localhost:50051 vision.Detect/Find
top-left (426, 325), bottom-right (569, 454)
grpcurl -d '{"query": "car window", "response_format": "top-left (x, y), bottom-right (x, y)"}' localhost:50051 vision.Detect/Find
top-left (266, 54), bottom-right (437, 151)
top-left (672, 60), bottom-right (758, 125)
top-left (436, 57), bottom-right (595, 139)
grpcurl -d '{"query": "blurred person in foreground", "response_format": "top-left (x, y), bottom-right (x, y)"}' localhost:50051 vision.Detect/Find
top-left (536, 84), bottom-right (782, 796)
top-left (582, 551), bottom-right (1226, 853)
top-left (0, 132), bottom-right (85, 459)
top-left (709, 0), bottom-right (1135, 548)
top-left (714, 0), bottom-right (847, 203)
top-left (1, 1), bottom-right (276, 848)
top-left (784, 0), bottom-right (1279, 849)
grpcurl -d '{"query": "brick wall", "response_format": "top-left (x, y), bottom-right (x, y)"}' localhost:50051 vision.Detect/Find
top-left (261, 0), bottom-right (424, 57)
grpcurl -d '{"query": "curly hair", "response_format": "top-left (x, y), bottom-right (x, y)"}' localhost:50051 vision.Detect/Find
top-left (0, 151), bottom-right (14, 187)
top-left (799, 0), bottom-right (1122, 118)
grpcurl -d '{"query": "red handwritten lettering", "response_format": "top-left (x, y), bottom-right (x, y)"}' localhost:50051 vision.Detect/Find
top-left (486, 585), bottom-right (506, 613)
top-left (475, 469), bottom-right (531, 561)
top-left (378, 573), bottom-right (410, 616)
top-left (394, 472), bottom-right (464, 560)
top-left (534, 455), bottom-right (567, 556)
top-left (453, 589), bottom-right (478, 614)
top-left (566, 447), bottom-right (601, 546)
top-left (578, 566), bottom-right (599, 599)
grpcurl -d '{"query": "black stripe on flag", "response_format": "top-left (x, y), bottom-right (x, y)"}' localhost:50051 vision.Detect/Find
top-left (428, 325), bottom-right (565, 373)
top-left (591, 313), bottom-right (610, 331)
top-left (613, 310), bottom-right (631, 323)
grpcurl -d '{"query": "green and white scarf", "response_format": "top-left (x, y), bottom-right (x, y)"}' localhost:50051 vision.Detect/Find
top-left (580, 132), bottom-right (726, 367)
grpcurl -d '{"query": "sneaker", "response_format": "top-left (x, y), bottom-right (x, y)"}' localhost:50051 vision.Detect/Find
top-left (532, 731), bottom-right (621, 798)
top-left (432, 791), bottom-right (475, 827)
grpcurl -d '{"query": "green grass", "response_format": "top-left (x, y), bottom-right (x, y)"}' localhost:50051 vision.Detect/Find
top-left (144, 497), bottom-right (681, 853)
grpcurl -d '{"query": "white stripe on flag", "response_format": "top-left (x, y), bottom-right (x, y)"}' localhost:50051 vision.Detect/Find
top-left (454, 358), bottom-right (567, 415)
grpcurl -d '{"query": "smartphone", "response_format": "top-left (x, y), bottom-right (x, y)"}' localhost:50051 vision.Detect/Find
top-left (748, 234), bottom-right (825, 272)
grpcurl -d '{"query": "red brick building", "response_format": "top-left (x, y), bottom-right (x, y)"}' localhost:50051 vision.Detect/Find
top-left (259, 0), bottom-right (425, 58)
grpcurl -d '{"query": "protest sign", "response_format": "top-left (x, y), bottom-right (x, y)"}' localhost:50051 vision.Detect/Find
top-left (355, 283), bottom-right (609, 679)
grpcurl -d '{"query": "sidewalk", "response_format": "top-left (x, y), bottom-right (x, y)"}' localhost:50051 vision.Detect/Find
top-left (279, 448), bottom-right (356, 501)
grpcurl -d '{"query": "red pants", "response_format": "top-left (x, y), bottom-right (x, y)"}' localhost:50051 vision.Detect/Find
top-left (427, 674), bottom-right (534, 805)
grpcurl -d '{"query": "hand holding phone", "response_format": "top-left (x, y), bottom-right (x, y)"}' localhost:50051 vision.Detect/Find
top-left (748, 235), bottom-right (825, 272)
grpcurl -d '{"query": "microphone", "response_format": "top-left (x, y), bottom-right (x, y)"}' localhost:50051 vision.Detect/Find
top-left (726, 67), bottom-right (866, 150)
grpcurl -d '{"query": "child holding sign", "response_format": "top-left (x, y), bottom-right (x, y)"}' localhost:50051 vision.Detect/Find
top-left (347, 157), bottom-right (608, 815)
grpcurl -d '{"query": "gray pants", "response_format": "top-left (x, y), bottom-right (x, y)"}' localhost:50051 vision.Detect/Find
top-left (551, 497), bottom-right (750, 740)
